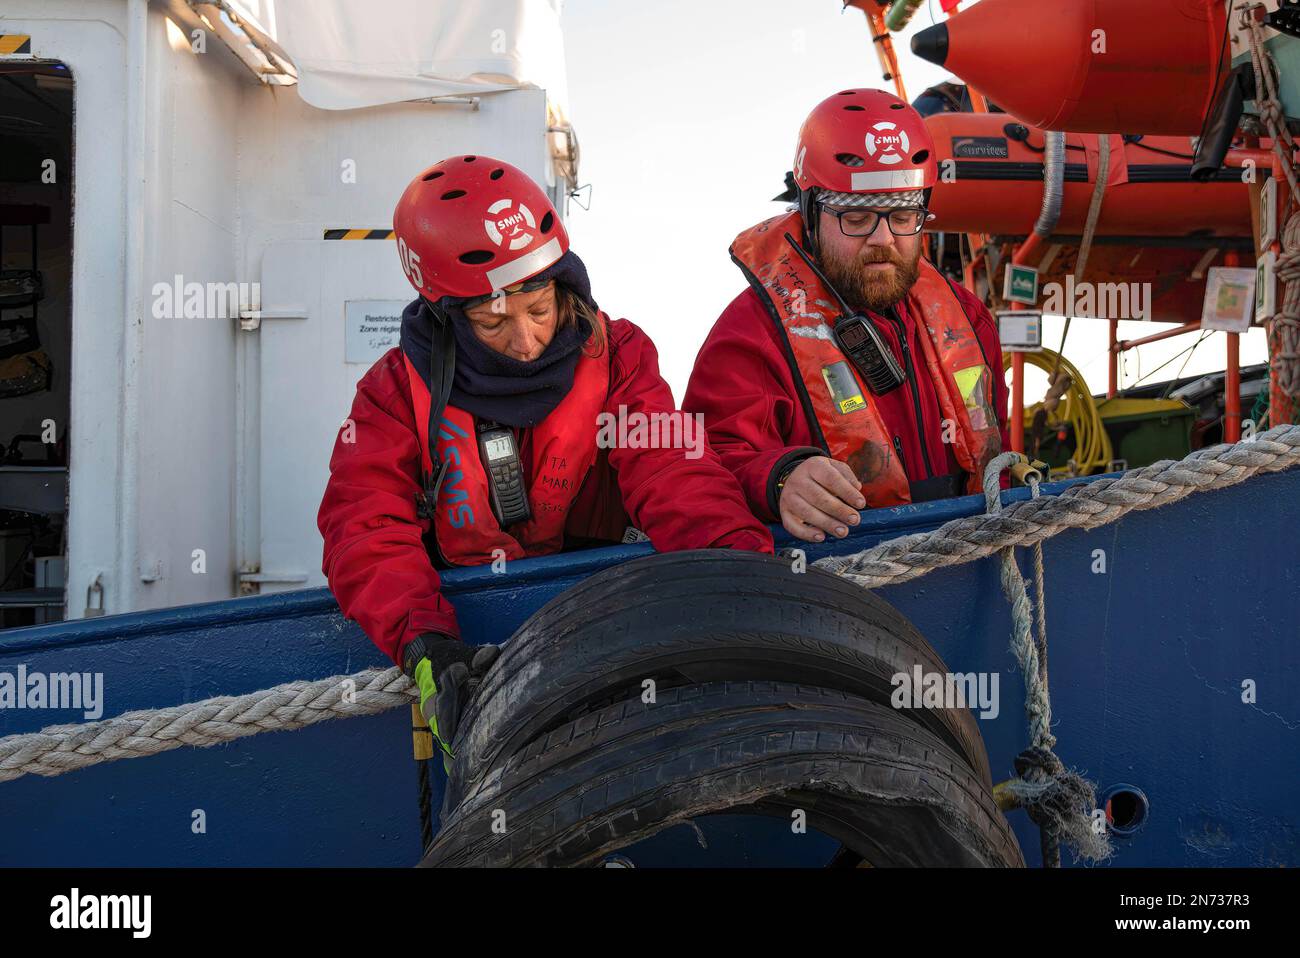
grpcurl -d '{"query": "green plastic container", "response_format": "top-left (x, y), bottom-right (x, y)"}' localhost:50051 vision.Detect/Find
top-left (1096, 398), bottom-right (1196, 468)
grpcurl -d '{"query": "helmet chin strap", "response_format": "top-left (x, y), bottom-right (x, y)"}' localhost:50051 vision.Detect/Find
top-left (798, 187), bottom-right (821, 257)
top-left (413, 296), bottom-right (457, 522)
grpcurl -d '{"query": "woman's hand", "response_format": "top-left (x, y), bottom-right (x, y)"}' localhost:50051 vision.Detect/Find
top-left (778, 456), bottom-right (866, 543)
top-left (406, 634), bottom-right (501, 765)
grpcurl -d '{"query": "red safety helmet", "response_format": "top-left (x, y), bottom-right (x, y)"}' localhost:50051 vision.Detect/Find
top-left (392, 155), bottom-right (569, 301)
top-left (792, 88), bottom-right (938, 197)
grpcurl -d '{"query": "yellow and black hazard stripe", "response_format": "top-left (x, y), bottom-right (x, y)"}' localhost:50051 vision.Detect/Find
top-left (323, 229), bottom-right (395, 240)
top-left (0, 35), bottom-right (33, 55)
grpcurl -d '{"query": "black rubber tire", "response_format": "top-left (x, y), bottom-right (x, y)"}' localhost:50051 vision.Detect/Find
top-left (425, 681), bottom-right (1023, 868)
top-left (448, 550), bottom-right (991, 809)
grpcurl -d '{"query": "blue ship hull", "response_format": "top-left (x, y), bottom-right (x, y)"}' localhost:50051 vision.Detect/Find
top-left (2, 470), bottom-right (1297, 866)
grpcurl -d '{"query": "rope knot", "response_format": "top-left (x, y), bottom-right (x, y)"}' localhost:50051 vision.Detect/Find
top-left (1013, 744), bottom-right (1064, 785)
top-left (1008, 746), bottom-right (1113, 863)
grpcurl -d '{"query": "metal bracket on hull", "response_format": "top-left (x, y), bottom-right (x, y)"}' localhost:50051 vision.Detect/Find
top-left (237, 567), bottom-right (309, 596)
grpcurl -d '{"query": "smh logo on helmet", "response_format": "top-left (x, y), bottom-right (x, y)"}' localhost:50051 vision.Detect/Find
top-left (865, 121), bottom-right (910, 167)
top-left (484, 198), bottom-right (536, 251)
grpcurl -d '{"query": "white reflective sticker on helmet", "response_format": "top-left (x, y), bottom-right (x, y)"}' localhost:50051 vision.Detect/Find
top-left (486, 237), bottom-right (564, 291)
top-left (850, 168), bottom-right (927, 191)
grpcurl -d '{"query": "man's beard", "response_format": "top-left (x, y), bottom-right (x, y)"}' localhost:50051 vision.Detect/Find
top-left (819, 242), bottom-right (922, 314)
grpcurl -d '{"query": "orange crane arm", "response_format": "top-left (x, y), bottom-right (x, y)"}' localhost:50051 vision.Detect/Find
top-left (844, 1), bottom-right (907, 101)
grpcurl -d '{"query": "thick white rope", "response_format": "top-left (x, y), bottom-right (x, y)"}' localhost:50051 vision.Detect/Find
top-left (980, 454), bottom-right (1110, 865)
top-left (0, 666), bottom-right (413, 783)
top-left (814, 424), bottom-right (1300, 586)
top-left (1245, 4), bottom-right (1300, 404)
top-left (1, 426), bottom-right (1297, 784)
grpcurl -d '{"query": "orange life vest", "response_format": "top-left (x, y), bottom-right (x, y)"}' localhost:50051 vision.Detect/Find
top-left (731, 211), bottom-right (1001, 506)
top-left (402, 342), bottom-right (609, 567)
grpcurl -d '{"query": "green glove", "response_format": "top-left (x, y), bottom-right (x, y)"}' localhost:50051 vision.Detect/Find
top-left (403, 633), bottom-right (501, 763)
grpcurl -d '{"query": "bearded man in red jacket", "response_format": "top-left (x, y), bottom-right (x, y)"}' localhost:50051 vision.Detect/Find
top-left (318, 156), bottom-right (772, 761)
top-left (685, 89), bottom-right (1008, 544)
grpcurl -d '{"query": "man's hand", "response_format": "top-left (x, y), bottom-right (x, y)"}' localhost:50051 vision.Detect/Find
top-left (778, 456), bottom-right (866, 543)
top-left (404, 633), bottom-right (501, 763)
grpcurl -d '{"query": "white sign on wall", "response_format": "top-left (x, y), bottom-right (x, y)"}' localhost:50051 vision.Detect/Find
top-left (1260, 177), bottom-right (1277, 250)
top-left (344, 300), bottom-right (406, 364)
top-left (1256, 252), bottom-right (1276, 323)
top-left (997, 309), bottom-right (1043, 352)
top-left (1200, 268), bottom-right (1257, 333)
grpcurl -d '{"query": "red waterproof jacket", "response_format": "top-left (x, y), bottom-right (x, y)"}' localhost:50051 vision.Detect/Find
top-left (319, 317), bottom-right (774, 666)
top-left (683, 283), bottom-right (1009, 521)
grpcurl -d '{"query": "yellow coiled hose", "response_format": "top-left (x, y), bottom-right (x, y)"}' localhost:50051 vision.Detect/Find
top-left (1002, 349), bottom-right (1113, 476)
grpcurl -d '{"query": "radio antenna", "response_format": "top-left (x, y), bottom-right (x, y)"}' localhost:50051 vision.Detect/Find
top-left (783, 232), bottom-right (855, 316)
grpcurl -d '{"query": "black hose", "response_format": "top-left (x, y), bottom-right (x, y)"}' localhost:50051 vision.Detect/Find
top-left (1192, 64), bottom-right (1253, 180)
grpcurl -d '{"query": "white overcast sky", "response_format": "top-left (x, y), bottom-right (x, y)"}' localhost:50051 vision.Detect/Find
top-left (558, 0), bottom-right (1267, 404)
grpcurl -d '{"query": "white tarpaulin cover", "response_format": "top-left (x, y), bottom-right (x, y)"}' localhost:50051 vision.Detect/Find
top-left (260, 0), bottom-right (570, 112)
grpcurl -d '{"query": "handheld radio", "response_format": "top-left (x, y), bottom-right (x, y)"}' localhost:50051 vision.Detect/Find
top-left (783, 232), bottom-right (905, 394)
top-left (477, 422), bottom-right (531, 527)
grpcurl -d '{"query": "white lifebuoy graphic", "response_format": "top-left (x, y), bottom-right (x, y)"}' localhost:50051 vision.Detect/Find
top-left (865, 121), bottom-right (909, 167)
top-left (485, 199), bottom-right (536, 251)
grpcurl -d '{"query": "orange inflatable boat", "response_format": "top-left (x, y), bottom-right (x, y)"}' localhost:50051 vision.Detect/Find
top-left (925, 112), bottom-right (1254, 240)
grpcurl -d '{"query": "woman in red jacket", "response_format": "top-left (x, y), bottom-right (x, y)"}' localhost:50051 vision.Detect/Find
top-left (317, 155), bottom-right (773, 758)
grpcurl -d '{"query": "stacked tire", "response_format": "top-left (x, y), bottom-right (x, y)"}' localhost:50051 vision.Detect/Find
top-left (421, 550), bottom-right (1023, 868)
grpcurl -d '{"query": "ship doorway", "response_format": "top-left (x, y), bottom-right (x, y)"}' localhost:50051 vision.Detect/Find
top-left (0, 60), bottom-right (73, 628)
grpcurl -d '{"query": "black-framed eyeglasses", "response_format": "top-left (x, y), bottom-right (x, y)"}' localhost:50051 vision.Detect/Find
top-left (819, 204), bottom-right (933, 237)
